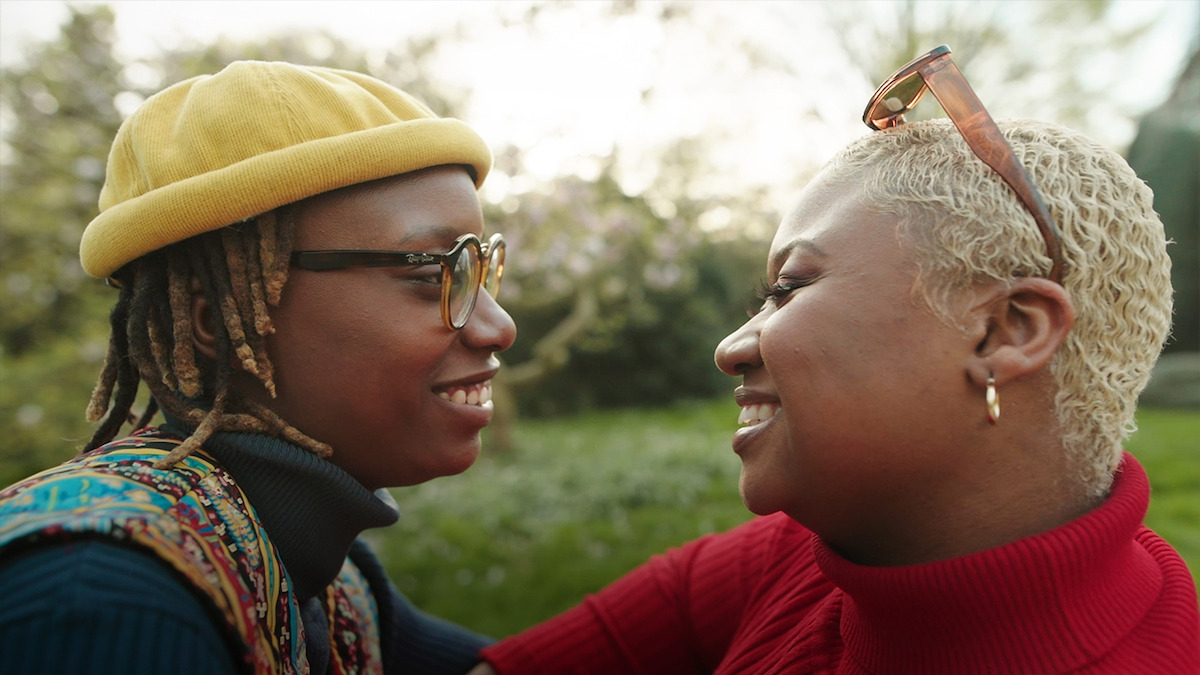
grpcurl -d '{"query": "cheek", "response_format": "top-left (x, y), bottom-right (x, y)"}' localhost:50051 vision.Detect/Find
top-left (266, 277), bottom-right (461, 403)
top-left (286, 317), bottom-right (442, 375)
top-left (758, 312), bottom-right (810, 376)
top-left (274, 277), bottom-right (398, 348)
top-left (270, 304), bottom-right (356, 368)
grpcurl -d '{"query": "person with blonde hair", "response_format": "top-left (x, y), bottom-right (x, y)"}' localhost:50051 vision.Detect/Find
top-left (0, 61), bottom-right (515, 674)
top-left (470, 46), bottom-right (1199, 674)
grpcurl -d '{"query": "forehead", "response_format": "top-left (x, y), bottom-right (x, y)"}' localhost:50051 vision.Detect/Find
top-left (769, 175), bottom-right (906, 275)
top-left (291, 166), bottom-right (482, 247)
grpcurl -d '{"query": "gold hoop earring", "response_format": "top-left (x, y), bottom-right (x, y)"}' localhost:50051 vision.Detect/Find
top-left (986, 375), bottom-right (1000, 424)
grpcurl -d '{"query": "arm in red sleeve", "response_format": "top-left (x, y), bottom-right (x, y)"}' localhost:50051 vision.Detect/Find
top-left (480, 515), bottom-right (790, 674)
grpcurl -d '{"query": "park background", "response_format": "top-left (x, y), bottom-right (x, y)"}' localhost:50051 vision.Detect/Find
top-left (1, 0), bottom-right (1197, 636)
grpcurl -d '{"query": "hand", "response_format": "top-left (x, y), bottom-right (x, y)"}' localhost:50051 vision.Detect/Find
top-left (467, 663), bottom-right (498, 675)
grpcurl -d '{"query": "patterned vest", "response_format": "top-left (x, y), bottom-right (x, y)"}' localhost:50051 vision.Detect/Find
top-left (0, 428), bottom-right (383, 675)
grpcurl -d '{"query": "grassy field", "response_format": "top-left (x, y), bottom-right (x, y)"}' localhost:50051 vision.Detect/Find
top-left (1127, 408), bottom-right (1200, 574)
top-left (374, 399), bottom-right (1200, 639)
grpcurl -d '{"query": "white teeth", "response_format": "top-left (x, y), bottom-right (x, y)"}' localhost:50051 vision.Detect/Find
top-left (738, 406), bottom-right (753, 425)
top-left (438, 383), bottom-right (493, 407)
top-left (738, 403), bottom-right (780, 426)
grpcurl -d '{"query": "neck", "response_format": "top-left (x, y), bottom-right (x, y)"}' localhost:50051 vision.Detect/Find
top-left (823, 427), bottom-right (1101, 567)
top-left (816, 453), bottom-right (1162, 673)
top-left (161, 415), bottom-right (399, 600)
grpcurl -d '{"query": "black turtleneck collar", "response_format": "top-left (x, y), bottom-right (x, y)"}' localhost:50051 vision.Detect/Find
top-left (161, 415), bottom-right (399, 602)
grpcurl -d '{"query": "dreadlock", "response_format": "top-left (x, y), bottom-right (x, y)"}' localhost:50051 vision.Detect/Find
top-left (84, 209), bottom-right (332, 468)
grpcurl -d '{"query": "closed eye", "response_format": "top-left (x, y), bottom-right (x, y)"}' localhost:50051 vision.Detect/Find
top-left (748, 277), bottom-right (813, 316)
top-left (397, 265), bottom-right (444, 288)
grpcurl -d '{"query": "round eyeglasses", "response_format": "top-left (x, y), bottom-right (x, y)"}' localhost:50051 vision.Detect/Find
top-left (290, 232), bottom-right (505, 330)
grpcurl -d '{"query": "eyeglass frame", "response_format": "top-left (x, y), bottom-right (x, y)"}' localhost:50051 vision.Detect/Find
top-left (862, 44), bottom-right (1064, 284)
top-left (290, 232), bottom-right (505, 330)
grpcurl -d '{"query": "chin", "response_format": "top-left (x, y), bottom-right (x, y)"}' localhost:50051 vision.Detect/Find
top-left (739, 476), bottom-right (780, 517)
top-left (741, 498), bottom-right (781, 517)
top-left (439, 444), bottom-right (482, 478)
top-left (372, 449), bottom-right (481, 488)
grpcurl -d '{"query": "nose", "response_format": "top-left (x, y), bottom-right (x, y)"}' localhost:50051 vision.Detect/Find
top-left (714, 314), bottom-right (763, 376)
top-left (461, 288), bottom-right (517, 353)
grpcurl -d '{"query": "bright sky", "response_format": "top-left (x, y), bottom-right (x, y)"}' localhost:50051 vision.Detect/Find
top-left (1, 0), bottom-right (1197, 204)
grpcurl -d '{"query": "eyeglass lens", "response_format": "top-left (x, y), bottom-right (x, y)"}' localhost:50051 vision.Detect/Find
top-left (866, 72), bottom-right (928, 128)
top-left (483, 241), bottom-right (504, 298)
top-left (448, 238), bottom-right (482, 329)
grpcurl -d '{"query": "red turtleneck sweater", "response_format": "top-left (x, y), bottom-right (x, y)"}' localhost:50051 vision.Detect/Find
top-left (480, 453), bottom-right (1199, 674)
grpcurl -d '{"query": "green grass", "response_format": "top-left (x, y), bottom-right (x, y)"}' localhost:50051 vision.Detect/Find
top-left (374, 399), bottom-right (1199, 639)
top-left (1125, 408), bottom-right (1200, 578)
top-left (374, 397), bottom-right (750, 637)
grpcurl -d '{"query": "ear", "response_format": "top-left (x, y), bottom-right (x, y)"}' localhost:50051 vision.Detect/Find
top-left (189, 280), bottom-right (220, 362)
top-left (966, 278), bottom-right (1075, 388)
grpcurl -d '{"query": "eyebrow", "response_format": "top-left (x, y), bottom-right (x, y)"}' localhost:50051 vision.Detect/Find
top-left (392, 224), bottom-right (468, 249)
top-left (770, 238), bottom-right (827, 274)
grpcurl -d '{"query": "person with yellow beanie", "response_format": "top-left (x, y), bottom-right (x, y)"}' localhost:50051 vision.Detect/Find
top-left (0, 60), bottom-right (516, 674)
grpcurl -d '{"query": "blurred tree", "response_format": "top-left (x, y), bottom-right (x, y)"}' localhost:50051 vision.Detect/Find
top-left (819, 0), bottom-right (1156, 130)
top-left (0, 5), bottom-right (125, 484)
top-left (0, 5), bottom-right (120, 358)
top-left (486, 146), bottom-right (766, 418)
top-left (1127, 43), bottom-right (1199, 409)
top-left (1128, 45), bottom-right (1199, 355)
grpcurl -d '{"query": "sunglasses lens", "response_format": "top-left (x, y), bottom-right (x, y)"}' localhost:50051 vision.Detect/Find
top-left (866, 71), bottom-right (928, 128)
top-left (483, 240), bottom-right (505, 298)
top-left (448, 239), bottom-right (482, 329)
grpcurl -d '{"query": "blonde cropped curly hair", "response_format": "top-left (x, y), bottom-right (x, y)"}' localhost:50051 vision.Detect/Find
top-left (827, 118), bottom-right (1172, 497)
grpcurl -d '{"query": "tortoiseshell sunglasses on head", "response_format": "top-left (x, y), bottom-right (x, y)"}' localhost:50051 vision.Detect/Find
top-left (863, 45), bottom-right (1064, 284)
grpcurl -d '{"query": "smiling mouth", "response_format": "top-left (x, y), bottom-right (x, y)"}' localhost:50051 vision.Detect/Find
top-left (436, 381), bottom-right (493, 407)
top-left (738, 402), bottom-right (780, 426)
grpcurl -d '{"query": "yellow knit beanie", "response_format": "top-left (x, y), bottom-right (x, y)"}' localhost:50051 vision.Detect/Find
top-left (80, 61), bottom-right (492, 278)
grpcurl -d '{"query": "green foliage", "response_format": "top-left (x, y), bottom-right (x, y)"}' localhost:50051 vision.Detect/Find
top-left (377, 398), bottom-right (1200, 638)
top-left (0, 6), bottom-right (126, 476)
top-left (0, 6), bottom-right (120, 359)
top-left (376, 397), bottom-right (752, 637)
top-left (487, 163), bottom-right (770, 416)
top-left (0, 330), bottom-right (112, 486)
